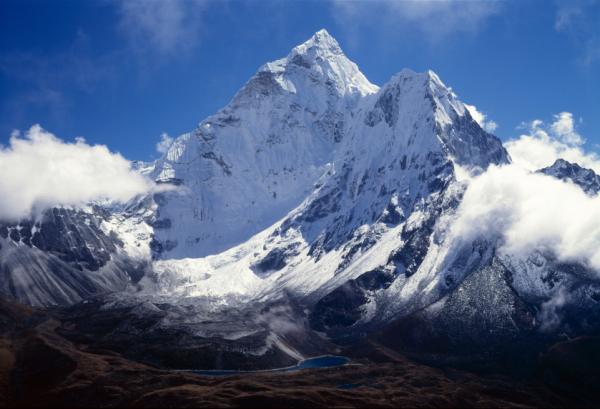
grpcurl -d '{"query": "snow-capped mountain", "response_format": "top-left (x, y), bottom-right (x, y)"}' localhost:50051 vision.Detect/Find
top-left (143, 32), bottom-right (509, 344)
top-left (2, 30), bottom-right (600, 369)
top-left (145, 31), bottom-right (509, 312)
top-left (149, 29), bottom-right (377, 259)
top-left (140, 30), bottom-right (600, 352)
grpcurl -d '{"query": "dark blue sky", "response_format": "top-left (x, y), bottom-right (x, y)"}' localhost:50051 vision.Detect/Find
top-left (1, 0), bottom-right (599, 161)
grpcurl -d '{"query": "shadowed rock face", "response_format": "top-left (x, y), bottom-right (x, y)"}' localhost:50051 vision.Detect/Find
top-left (251, 244), bottom-right (300, 278)
top-left (0, 207), bottom-right (119, 271)
top-left (54, 296), bottom-right (331, 372)
top-left (539, 158), bottom-right (600, 195)
top-left (310, 268), bottom-right (395, 332)
top-left (0, 207), bottom-right (147, 307)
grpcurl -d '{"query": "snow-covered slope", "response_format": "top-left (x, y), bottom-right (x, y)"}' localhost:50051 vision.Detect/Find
top-left (149, 29), bottom-right (377, 259)
top-left (145, 44), bottom-right (510, 317)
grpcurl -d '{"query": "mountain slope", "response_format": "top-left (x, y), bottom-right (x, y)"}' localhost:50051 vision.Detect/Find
top-left (0, 206), bottom-right (150, 307)
top-left (149, 29), bottom-right (377, 259)
top-left (146, 46), bottom-right (510, 324)
top-left (2, 296), bottom-right (585, 409)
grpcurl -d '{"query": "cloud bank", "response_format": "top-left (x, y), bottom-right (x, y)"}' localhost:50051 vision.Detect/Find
top-left (446, 111), bottom-right (600, 275)
top-left (0, 125), bottom-right (154, 220)
top-left (450, 165), bottom-right (600, 270)
top-left (504, 111), bottom-right (600, 173)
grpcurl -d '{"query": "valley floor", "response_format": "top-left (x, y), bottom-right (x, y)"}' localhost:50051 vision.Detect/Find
top-left (1, 297), bottom-right (597, 409)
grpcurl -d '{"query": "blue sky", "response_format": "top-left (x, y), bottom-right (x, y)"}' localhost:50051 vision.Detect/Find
top-left (1, 0), bottom-right (599, 161)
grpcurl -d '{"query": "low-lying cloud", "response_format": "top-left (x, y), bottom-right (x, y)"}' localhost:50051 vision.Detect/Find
top-left (450, 164), bottom-right (600, 270)
top-left (538, 287), bottom-right (569, 332)
top-left (448, 111), bottom-right (600, 274)
top-left (0, 125), bottom-right (154, 220)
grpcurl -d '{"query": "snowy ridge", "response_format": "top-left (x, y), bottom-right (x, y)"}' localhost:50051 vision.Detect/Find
top-left (147, 29), bottom-right (378, 259)
top-left (260, 28), bottom-right (378, 99)
top-left (142, 32), bottom-right (511, 324)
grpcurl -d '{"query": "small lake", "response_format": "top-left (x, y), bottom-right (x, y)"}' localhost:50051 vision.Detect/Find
top-left (192, 355), bottom-right (349, 377)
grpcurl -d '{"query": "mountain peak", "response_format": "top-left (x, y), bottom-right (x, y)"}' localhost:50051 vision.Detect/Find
top-left (314, 28), bottom-right (335, 40)
top-left (540, 159), bottom-right (600, 195)
top-left (293, 28), bottom-right (342, 56)
top-left (386, 68), bottom-right (450, 97)
top-left (257, 29), bottom-right (378, 98)
top-left (379, 68), bottom-right (467, 126)
top-left (549, 158), bottom-right (576, 168)
top-left (360, 67), bottom-right (508, 170)
top-left (389, 68), bottom-right (442, 81)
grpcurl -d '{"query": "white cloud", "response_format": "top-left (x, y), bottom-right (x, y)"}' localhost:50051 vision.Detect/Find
top-left (554, 0), bottom-right (600, 67)
top-left (555, 1), bottom-right (585, 32)
top-left (441, 111), bottom-right (600, 285)
top-left (156, 132), bottom-right (173, 154)
top-left (464, 103), bottom-right (498, 133)
top-left (449, 164), bottom-right (600, 271)
top-left (504, 112), bottom-right (600, 173)
top-left (0, 125), bottom-right (154, 220)
top-left (550, 112), bottom-right (583, 145)
top-left (332, 0), bottom-right (502, 42)
top-left (117, 0), bottom-right (207, 56)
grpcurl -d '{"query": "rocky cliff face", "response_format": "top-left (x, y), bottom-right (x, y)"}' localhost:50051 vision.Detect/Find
top-left (540, 158), bottom-right (600, 195)
top-left (0, 206), bottom-right (149, 306)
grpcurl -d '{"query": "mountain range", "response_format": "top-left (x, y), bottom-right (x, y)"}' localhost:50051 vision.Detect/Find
top-left (2, 31), bottom-right (600, 395)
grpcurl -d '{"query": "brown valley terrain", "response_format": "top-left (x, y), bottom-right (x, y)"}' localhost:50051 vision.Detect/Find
top-left (1, 296), bottom-right (599, 408)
